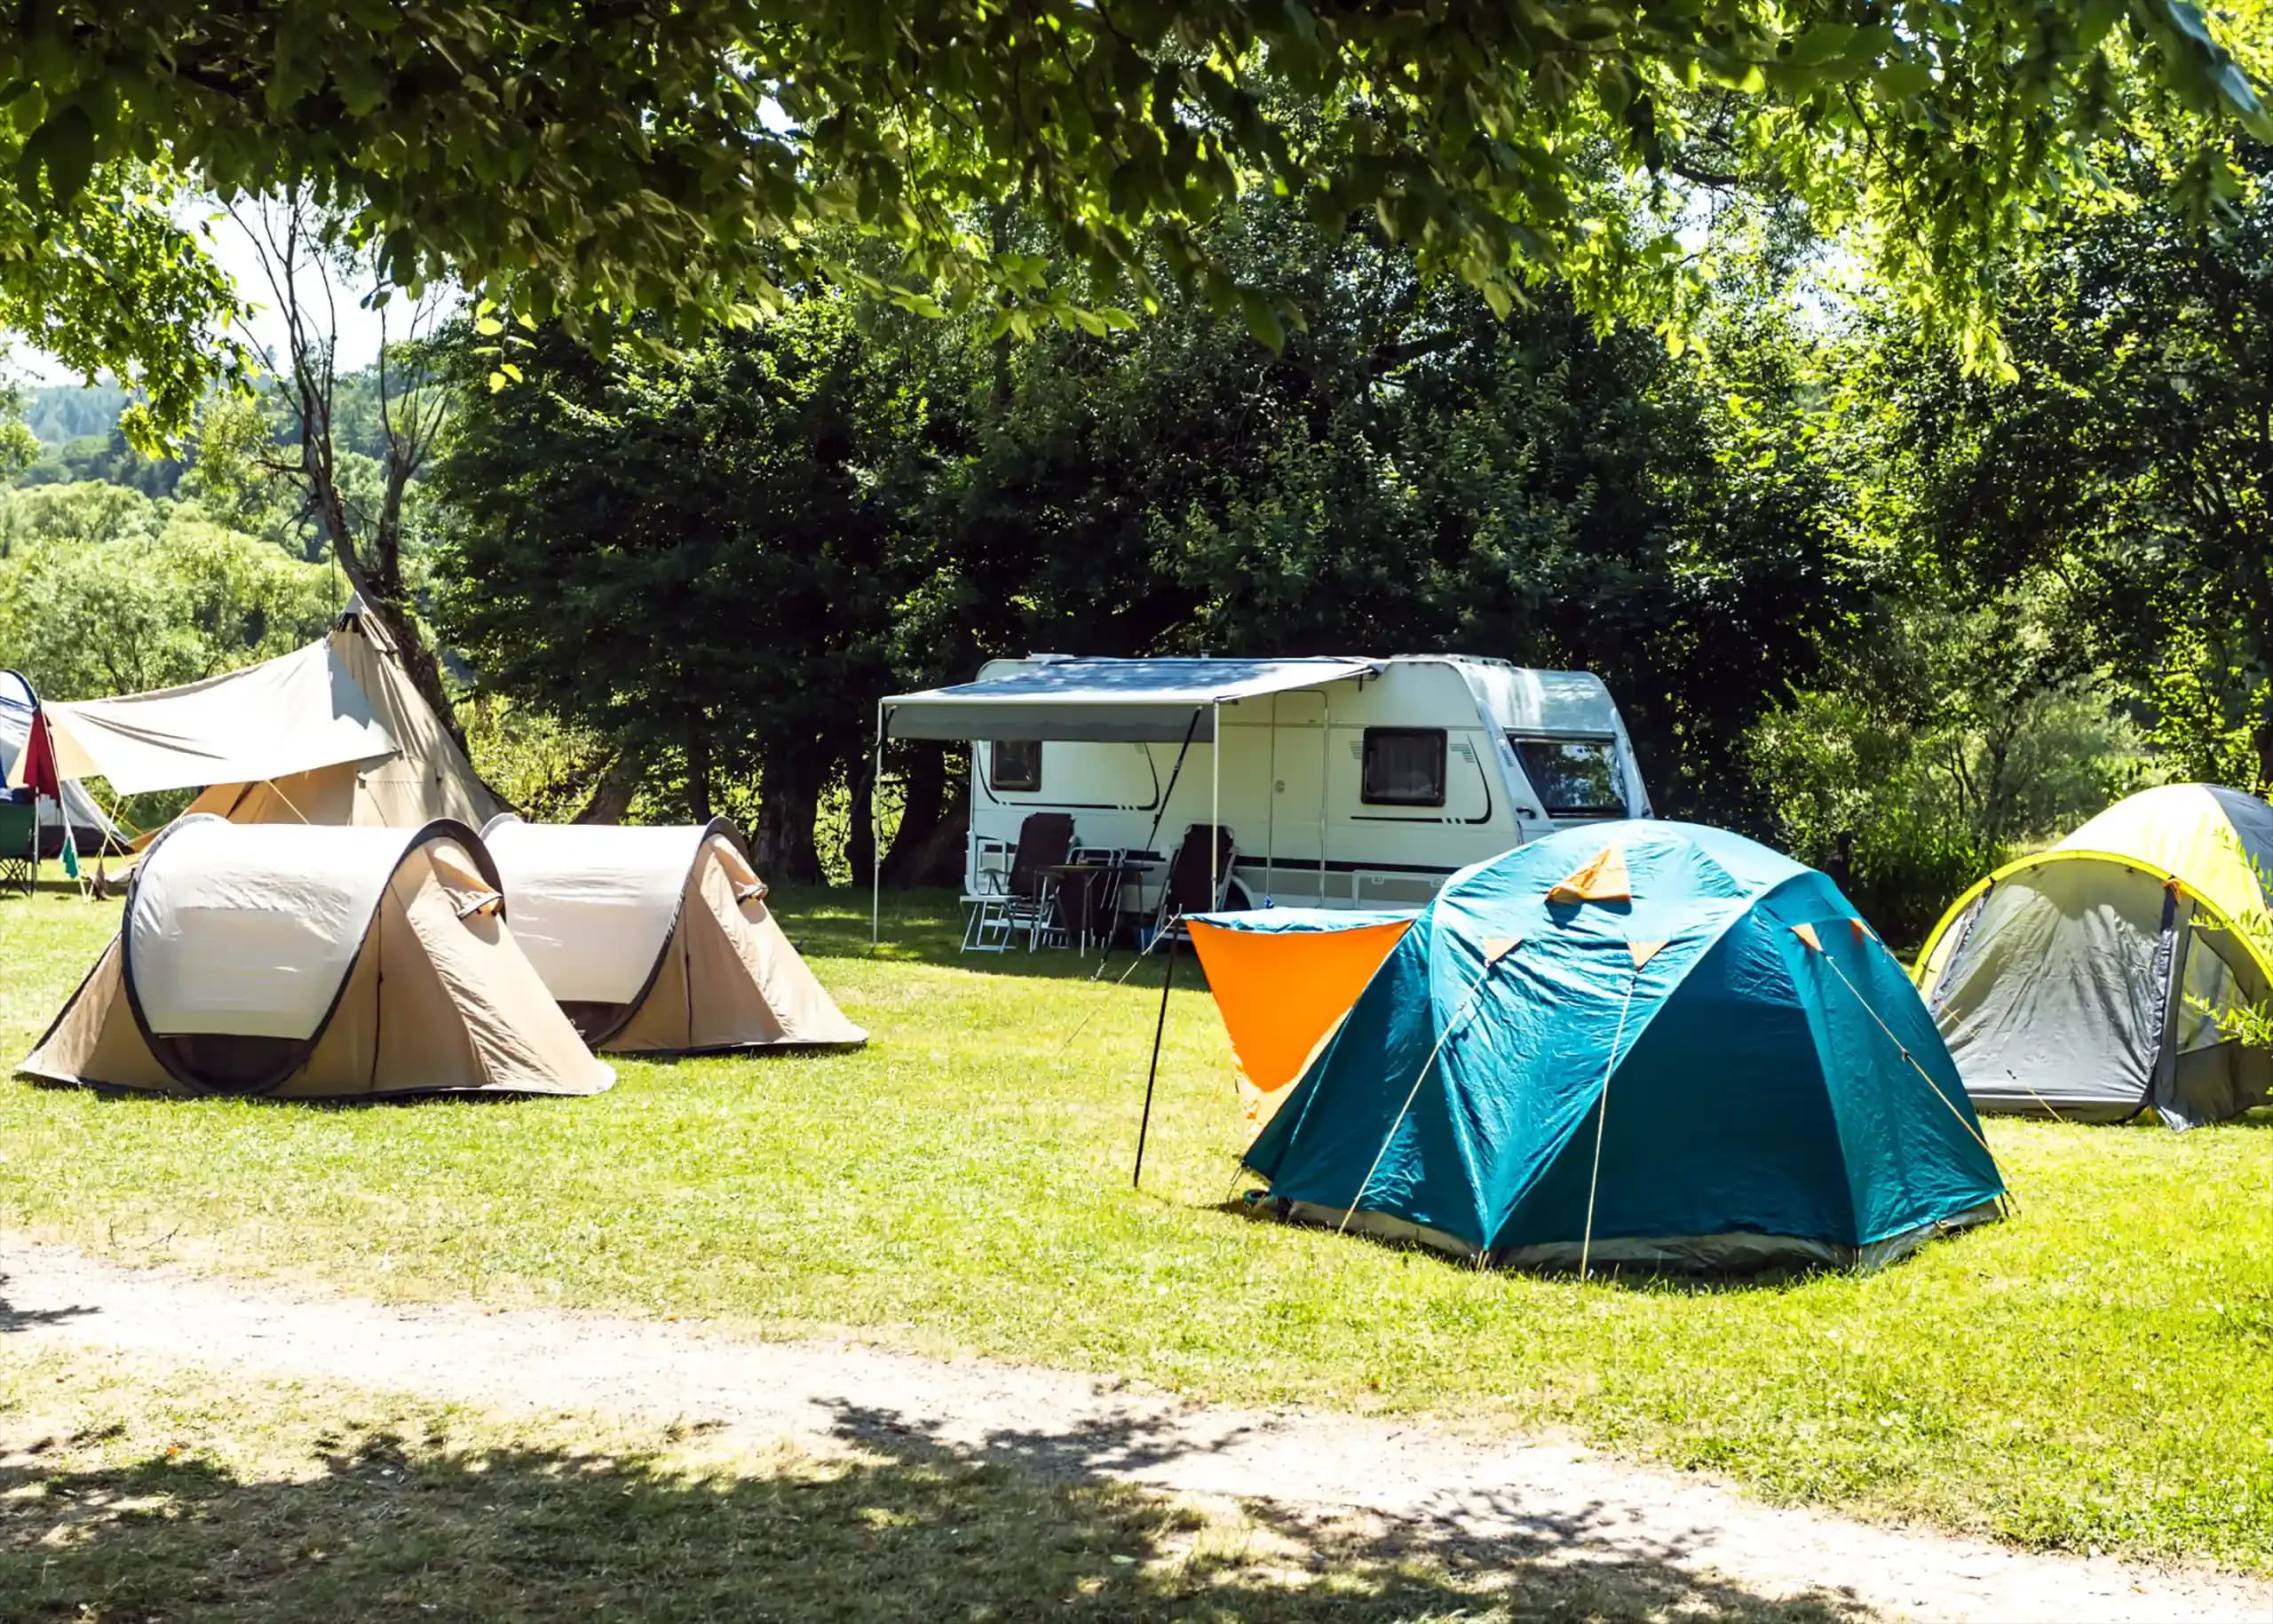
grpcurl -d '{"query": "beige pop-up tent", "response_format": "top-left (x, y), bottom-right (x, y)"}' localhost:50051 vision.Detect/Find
top-left (20, 816), bottom-right (613, 1099)
top-left (481, 815), bottom-right (867, 1055)
top-left (7, 601), bottom-right (499, 829)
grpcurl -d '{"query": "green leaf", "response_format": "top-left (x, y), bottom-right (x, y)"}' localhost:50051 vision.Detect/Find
top-left (20, 105), bottom-right (96, 207)
top-left (1239, 291), bottom-right (1286, 352)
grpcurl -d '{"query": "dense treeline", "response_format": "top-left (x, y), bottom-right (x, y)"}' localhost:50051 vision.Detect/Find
top-left (433, 206), bottom-right (1866, 886)
top-left (9, 147), bottom-right (2273, 939)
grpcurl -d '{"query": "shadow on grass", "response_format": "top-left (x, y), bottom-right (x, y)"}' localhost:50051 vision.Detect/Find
top-left (826, 1399), bottom-right (1881, 1617)
top-left (0, 1416), bottom-right (1876, 1623)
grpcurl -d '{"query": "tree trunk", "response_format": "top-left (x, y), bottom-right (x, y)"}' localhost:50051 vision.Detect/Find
top-left (899, 792), bottom-right (969, 888)
top-left (847, 755), bottom-right (875, 886)
top-left (363, 590), bottom-right (470, 755)
top-left (311, 475), bottom-right (468, 755)
top-left (2244, 552), bottom-right (2273, 795)
top-left (753, 764), bottom-right (824, 884)
top-left (573, 758), bottom-right (639, 825)
top-left (881, 763), bottom-right (968, 891)
top-left (685, 721), bottom-right (714, 821)
top-left (880, 743), bottom-right (947, 887)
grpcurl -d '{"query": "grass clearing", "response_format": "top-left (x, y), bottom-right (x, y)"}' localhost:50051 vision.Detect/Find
top-left (0, 1344), bottom-right (1889, 1623)
top-left (1, 882), bottom-right (2269, 1574)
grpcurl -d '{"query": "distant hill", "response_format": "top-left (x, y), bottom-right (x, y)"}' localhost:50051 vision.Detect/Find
top-left (24, 383), bottom-right (131, 447)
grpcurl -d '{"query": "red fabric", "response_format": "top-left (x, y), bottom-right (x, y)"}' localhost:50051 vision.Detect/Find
top-left (20, 707), bottom-right (63, 802)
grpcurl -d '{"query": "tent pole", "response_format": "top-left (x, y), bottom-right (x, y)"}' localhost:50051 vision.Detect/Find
top-left (1336, 957), bottom-right (1501, 1236)
top-left (1263, 693), bottom-right (1277, 905)
top-left (1319, 687), bottom-right (1332, 906)
top-left (1140, 708), bottom-right (1205, 922)
top-left (1142, 708), bottom-right (1203, 857)
top-left (1210, 701), bottom-right (1221, 902)
top-left (1135, 934), bottom-right (1176, 1188)
top-left (1577, 971), bottom-right (1643, 1282)
top-left (871, 702), bottom-right (884, 947)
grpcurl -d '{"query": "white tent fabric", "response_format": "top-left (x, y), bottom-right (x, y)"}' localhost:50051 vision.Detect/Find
top-left (882, 656), bottom-right (1381, 742)
top-left (125, 818), bottom-right (465, 1039)
top-left (8, 639), bottom-right (395, 796)
top-left (479, 817), bottom-right (709, 1003)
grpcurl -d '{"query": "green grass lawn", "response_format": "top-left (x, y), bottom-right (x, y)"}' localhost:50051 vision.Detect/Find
top-left (1, 882), bottom-right (2269, 1574)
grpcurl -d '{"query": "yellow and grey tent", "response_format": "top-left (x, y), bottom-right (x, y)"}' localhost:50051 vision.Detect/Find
top-left (479, 816), bottom-right (867, 1056)
top-left (20, 815), bottom-right (613, 1099)
top-left (1914, 784), bottom-right (2273, 1129)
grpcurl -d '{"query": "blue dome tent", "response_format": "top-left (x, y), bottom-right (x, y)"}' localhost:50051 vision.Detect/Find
top-left (1232, 823), bottom-right (2006, 1272)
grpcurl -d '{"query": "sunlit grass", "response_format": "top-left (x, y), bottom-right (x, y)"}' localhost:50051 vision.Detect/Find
top-left (1, 881), bottom-right (2268, 1572)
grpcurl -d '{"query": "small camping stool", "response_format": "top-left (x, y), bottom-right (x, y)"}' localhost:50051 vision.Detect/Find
top-left (0, 798), bottom-right (35, 898)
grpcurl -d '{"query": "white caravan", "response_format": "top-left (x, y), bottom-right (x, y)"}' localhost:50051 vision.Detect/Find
top-left (877, 654), bottom-right (1651, 923)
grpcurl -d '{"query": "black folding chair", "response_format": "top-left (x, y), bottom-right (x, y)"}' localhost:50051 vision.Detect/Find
top-left (1152, 823), bottom-right (1237, 943)
top-left (969, 812), bottom-right (1075, 952)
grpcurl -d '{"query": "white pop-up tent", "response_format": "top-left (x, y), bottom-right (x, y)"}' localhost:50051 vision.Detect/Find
top-left (7, 602), bottom-right (500, 830)
top-left (20, 815), bottom-right (613, 1099)
top-left (481, 815), bottom-right (867, 1055)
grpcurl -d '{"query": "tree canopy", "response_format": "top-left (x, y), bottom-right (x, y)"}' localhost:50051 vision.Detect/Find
top-left (7, 0), bottom-right (2272, 429)
top-left (1892, 140), bottom-right (2273, 784)
top-left (433, 198), bottom-right (1867, 873)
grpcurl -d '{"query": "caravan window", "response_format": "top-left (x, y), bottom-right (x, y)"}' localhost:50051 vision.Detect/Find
top-left (1361, 728), bottom-right (1446, 806)
top-left (987, 740), bottom-right (1042, 793)
top-left (1510, 736), bottom-right (1624, 817)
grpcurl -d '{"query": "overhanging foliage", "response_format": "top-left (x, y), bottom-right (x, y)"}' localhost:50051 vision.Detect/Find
top-left (4, 0), bottom-right (2269, 430)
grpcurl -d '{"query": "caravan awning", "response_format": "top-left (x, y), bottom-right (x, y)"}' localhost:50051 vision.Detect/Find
top-left (883, 657), bottom-right (1381, 743)
top-left (5, 640), bottom-right (397, 796)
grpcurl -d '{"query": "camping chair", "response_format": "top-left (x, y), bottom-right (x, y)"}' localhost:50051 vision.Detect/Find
top-left (967, 812), bottom-right (1074, 952)
top-left (0, 798), bottom-right (32, 897)
top-left (959, 836), bottom-right (1016, 950)
top-left (1151, 824), bottom-right (1237, 945)
top-left (1055, 844), bottom-right (1132, 955)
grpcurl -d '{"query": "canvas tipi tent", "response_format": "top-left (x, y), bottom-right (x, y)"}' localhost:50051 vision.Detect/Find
top-left (1914, 783), bottom-right (2273, 1129)
top-left (1216, 823), bottom-right (2005, 1272)
top-left (20, 815), bottom-right (612, 1099)
top-left (6, 601), bottom-right (499, 829)
top-left (480, 815), bottom-right (867, 1055)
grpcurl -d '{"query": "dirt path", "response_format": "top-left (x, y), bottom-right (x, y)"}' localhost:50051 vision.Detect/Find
top-left (1, 1238), bottom-right (2264, 1624)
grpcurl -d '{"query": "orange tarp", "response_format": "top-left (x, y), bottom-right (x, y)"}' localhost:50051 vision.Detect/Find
top-left (1187, 916), bottom-right (1414, 1133)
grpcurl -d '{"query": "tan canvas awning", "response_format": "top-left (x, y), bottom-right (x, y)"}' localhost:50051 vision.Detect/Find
top-left (6, 638), bottom-right (396, 796)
